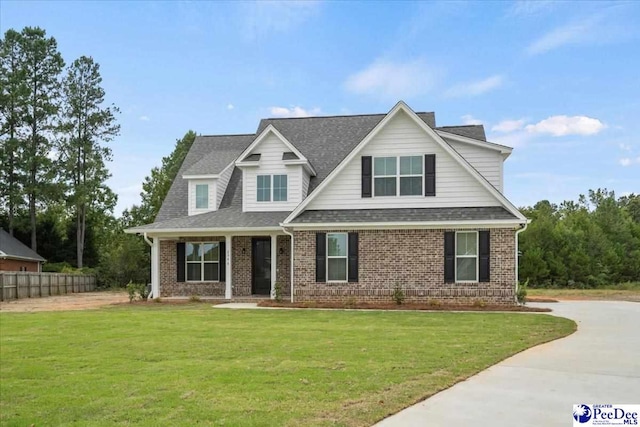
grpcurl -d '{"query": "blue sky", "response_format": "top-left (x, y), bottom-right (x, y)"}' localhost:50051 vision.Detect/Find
top-left (2, 0), bottom-right (639, 215)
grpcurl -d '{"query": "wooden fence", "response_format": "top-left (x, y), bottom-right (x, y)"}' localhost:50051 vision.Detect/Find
top-left (0, 272), bottom-right (97, 302)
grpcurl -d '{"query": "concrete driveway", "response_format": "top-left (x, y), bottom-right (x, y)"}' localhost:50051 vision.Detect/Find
top-left (375, 301), bottom-right (640, 427)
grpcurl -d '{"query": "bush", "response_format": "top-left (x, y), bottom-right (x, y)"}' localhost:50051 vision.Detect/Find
top-left (274, 282), bottom-right (283, 302)
top-left (392, 285), bottom-right (405, 305)
top-left (42, 262), bottom-right (73, 273)
top-left (517, 279), bottom-right (529, 305)
top-left (126, 282), bottom-right (150, 303)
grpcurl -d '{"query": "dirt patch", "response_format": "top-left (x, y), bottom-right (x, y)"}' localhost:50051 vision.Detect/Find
top-left (526, 296), bottom-right (559, 303)
top-left (258, 300), bottom-right (551, 312)
top-left (0, 291), bottom-right (128, 312)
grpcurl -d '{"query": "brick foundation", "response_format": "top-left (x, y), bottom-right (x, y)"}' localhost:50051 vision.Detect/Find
top-left (292, 228), bottom-right (517, 305)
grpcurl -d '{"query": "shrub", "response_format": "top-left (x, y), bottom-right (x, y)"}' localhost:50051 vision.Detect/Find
top-left (189, 295), bottom-right (201, 302)
top-left (343, 297), bottom-right (357, 309)
top-left (427, 299), bottom-right (442, 307)
top-left (517, 279), bottom-right (529, 305)
top-left (392, 285), bottom-right (405, 305)
top-left (42, 262), bottom-right (73, 273)
top-left (274, 282), bottom-right (283, 302)
top-left (126, 282), bottom-right (150, 302)
top-left (472, 299), bottom-right (488, 308)
top-left (126, 282), bottom-right (137, 303)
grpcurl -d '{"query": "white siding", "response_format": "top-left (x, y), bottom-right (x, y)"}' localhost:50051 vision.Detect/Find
top-left (242, 132), bottom-right (303, 212)
top-left (445, 138), bottom-right (503, 192)
top-left (188, 179), bottom-right (217, 216)
top-left (216, 163), bottom-right (234, 209)
top-left (307, 110), bottom-right (500, 210)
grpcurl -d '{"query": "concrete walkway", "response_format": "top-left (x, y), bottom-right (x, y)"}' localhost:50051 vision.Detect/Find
top-left (374, 301), bottom-right (640, 427)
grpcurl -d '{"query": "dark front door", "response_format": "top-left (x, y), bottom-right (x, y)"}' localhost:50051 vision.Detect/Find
top-left (252, 238), bottom-right (271, 295)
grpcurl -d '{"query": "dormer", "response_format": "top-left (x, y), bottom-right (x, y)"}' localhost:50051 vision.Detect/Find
top-left (182, 157), bottom-right (235, 216)
top-left (236, 125), bottom-right (316, 212)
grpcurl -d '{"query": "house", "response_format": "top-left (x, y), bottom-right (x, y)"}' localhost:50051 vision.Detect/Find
top-left (0, 229), bottom-right (46, 272)
top-left (126, 101), bottom-right (529, 304)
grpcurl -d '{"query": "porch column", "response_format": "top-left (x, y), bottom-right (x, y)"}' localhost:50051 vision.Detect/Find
top-left (225, 235), bottom-right (232, 299)
top-left (151, 238), bottom-right (160, 299)
top-left (270, 234), bottom-right (277, 299)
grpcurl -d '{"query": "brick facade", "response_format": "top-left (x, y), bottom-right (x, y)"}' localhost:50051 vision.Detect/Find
top-left (0, 258), bottom-right (40, 272)
top-left (159, 235), bottom-right (291, 298)
top-left (292, 228), bottom-right (517, 305)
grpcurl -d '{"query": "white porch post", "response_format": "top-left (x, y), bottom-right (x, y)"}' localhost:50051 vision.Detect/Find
top-left (270, 234), bottom-right (277, 299)
top-left (225, 235), bottom-right (232, 300)
top-left (151, 238), bottom-right (160, 299)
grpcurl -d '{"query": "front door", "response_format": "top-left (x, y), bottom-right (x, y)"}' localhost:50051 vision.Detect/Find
top-left (252, 237), bottom-right (271, 295)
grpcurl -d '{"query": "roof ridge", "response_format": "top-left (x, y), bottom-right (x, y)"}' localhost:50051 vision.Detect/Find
top-left (198, 133), bottom-right (256, 137)
top-left (437, 125), bottom-right (484, 128)
top-left (261, 111), bottom-right (435, 121)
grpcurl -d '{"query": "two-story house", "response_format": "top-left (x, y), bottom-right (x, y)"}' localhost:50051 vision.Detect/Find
top-left (126, 101), bottom-right (529, 304)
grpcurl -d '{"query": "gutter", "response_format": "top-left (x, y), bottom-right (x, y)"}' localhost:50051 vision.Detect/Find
top-left (281, 226), bottom-right (295, 303)
top-left (514, 221), bottom-right (530, 304)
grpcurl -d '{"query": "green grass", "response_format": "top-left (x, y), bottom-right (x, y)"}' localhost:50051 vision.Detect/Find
top-left (528, 282), bottom-right (640, 302)
top-left (0, 304), bottom-right (575, 426)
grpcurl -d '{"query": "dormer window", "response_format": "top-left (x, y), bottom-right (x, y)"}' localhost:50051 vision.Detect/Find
top-left (257, 174), bottom-right (288, 202)
top-left (195, 184), bottom-right (209, 209)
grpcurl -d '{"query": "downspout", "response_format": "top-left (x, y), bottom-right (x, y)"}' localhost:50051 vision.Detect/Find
top-left (282, 226), bottom-right (295, 303)
top-left (143, 232), bottom-right (154, 299)
top-left (514, 222), bottom-right (529, 304)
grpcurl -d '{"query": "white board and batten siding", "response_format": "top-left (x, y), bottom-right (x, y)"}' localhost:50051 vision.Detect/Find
top-left (307, 110), bottom-right (501, 210)
top-left (242, 133), bottom-right (308, 212)
top-left (187, 179), bottom-right (217, 216)
top-left (445, 138), bottom-right (503, 192)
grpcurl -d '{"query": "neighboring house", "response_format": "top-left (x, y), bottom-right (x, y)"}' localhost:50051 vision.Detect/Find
top-left (126, 101), bottom-right (529, 304)
top-left (0, 229), bottom-right (46, 272)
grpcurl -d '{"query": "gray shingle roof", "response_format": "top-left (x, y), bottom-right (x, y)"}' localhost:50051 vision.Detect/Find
top-left (290, 207), bottom-right (517, 223)
top-left (0, 229), bottom-right (46, 262)
top-left (435, 125), bottom-right (486, 141)
top-left (156, 134), bottom-right (254, 222)
top-left (148, 110), bottom-right (497, 230)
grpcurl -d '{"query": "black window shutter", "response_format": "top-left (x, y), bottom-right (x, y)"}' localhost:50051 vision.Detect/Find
top-left (444, 232), bottom-right (455, 283)
top-left (315, 233), bottom-right (326, 282)
top-left (425, 154), bottom-right (436, 196)
top-left (348, 232), bottom-right (359, 282)
top-left (177, 242), bottom-right (186, 282)
top-left (219, 241), bottom-right (226, 282)
top-left (479, 231), bottom-right (490, 282)
top-left (361, 156), bottom-right (372, 198)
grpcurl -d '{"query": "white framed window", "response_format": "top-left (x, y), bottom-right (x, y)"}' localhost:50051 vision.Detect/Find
top-left (257, 174), bottom-right (288, 202)
top-left (195, 184), bottom-right (208, 209)
top-left (374, 156), bottom-right (423, 197)
top-left (186, 242), bottom-right (220, 282)
top-left (455, 231), bottom-right (478, 282)
top-left (273, 174), bottom-right (288, 201)
top-left (257, 175), bottom-right (271, 202)
top-left (327, 233), bottom-right (348, 282)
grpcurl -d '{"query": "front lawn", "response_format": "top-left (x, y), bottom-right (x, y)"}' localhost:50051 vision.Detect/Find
top-left (0, 304), bottom-right (575, 426)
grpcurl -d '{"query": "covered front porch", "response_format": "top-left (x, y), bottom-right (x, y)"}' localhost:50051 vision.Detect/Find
top-left (148, 232), bottom-right (291, 300)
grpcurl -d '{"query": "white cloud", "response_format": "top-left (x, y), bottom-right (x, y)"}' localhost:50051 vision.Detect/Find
top-left (139, 115), bottom-right (150, 121)
top-left (461, 115), bottom-right (483, 125)
top-left (268, 106), bottom-right (321, 118)
top-left (619, 157), bottom-right (640, 167)
top-left (241, 1), bottom-right (320, 39)
top-left (445, 75), bottom-right (504, 98)
top-left (227, 104), bottom-right (234, 110)
top-left (619, 142), bottom-right (632, 151)
top-left (525, 115), bottom-right (606, 136)
top-left (506, 1), bottom-right (557, 17)
top-left (492, 119), bottom-right (526, 133)
top-left (344, 58), bottom-right (440, 100)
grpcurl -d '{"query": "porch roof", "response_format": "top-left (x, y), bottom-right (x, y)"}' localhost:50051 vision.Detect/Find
top-left (288, 207), bottom-right (519, 223)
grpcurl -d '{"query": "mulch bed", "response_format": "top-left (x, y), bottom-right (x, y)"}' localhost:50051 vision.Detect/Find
top-left (258, 300), bottom-right (552, 312)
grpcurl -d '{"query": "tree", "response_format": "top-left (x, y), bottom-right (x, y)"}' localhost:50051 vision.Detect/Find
top-left (57, 56), bottom-right (119, 267)
top-left (123, 130), bottom-right (196, 226)
top-left (20, 27), bottom-right (64, 251)
top-left (0, 29), bottom-right (28, 235)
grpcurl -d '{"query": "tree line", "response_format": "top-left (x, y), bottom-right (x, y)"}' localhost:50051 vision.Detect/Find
top-left (1, 27), bottom-right (118, 268)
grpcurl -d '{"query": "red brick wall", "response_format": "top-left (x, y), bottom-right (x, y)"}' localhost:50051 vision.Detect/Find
top-left (292, 228), bottom-right (517, 305)
top-left (0, 258), bottom-right (40, 272)
top-left (160, 235), bottom-right (291, 298)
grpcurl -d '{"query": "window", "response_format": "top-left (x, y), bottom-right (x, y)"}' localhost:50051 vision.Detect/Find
top-left (456, 232), bottom-right (478, 282)
top-left (257, 174), bottom-right (288, 202)
top-left (195, 184), bottom-right (208, 209)
top-left (186, 242), bottom-right (219, 281)
top-left (374, 156), bottom-right (423, 197)
top-left (257, 175), bottom-right (271, 202)
top-left (327, 233), bottom-right (348, 281)
top-left (273, 174), bottom-right (287, 201)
